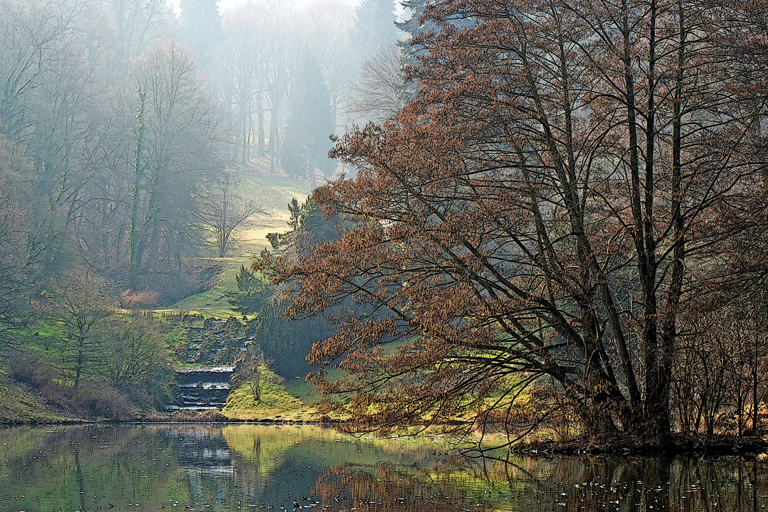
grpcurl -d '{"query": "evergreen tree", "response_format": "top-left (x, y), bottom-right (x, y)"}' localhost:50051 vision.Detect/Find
top-left (281, 51), bottom-right (333, 187)
top-left (396, 0), bottom-right (434, 101)
top-left (354, 0), bottom-right (400, 61)
top-left (179, 0), bottom-right (223, 70)
top-left (395, 0), bottom-right (428, 44)
top-left (226, 265), bottom-right (269, 316)
top-left (396, 0), bottom-right (430, 60)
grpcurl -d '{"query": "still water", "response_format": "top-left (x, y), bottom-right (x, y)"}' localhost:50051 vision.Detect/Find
top-left (1, 424), bottom-right (767, 511)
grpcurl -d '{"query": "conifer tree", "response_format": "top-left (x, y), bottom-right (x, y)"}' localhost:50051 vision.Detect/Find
top-left (282, 51), bottom-right (334, 187)
top-left (354, 0), bottom-right (400, 61)
top-left (179, 0), bottom-right (223, 69)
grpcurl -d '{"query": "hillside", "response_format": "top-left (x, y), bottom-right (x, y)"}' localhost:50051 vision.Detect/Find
top-left (0, 163), bottom-right (321, 423)
top-left (168, 165), bottom-right (313, 318)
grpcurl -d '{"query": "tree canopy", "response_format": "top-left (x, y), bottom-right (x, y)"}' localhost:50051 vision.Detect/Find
top-left (268, 0), bottom-right (768, 439)
top-left (180, 0), bottom-right (223, 69)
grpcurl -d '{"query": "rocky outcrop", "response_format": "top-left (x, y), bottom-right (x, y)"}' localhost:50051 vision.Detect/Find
top-left (182, 316), bottom-right (254, 365)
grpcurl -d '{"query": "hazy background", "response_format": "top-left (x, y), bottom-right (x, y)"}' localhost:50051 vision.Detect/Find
top-left (0, 0), bottom-right (416, 310)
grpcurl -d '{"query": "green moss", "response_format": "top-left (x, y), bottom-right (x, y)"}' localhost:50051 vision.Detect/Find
top-left (222, 370), bottom-right (319, 421)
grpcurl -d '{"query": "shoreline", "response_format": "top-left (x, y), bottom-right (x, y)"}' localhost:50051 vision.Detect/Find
top-left (510, 434), bottom-right (768, 457)
top-left (4, 417), bottom-right (768, 458)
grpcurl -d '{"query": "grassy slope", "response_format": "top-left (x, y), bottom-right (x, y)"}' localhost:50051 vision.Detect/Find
top-left (169, 167), bottom-right (312, 318)
top-left (0, 381), bottom-right (70, 423)
top-left (165, 164), bottom-right (319, 419)
top-left (0, 361), bottom-right (72, 423)
top-left (222, 371), bottom-right (322, 422)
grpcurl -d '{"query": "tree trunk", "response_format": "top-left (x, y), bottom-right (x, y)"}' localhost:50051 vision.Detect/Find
top-left (241, 93), bottom-right (248, 165)
top-left (308, 141), bottom-right (316, 188)
top-left (129, 88), bottom-right (146, 291)
top-left (74, 331), bottom-right (85, 391)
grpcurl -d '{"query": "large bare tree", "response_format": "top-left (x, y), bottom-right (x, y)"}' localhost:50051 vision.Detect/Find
top-left (267, 0), bottom-right (768, 440)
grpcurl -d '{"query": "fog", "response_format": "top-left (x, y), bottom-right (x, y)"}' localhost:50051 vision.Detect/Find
top-left (0, 0), bottom-right (414, 312)
top-left (216, 0), bottom-right (364, 10)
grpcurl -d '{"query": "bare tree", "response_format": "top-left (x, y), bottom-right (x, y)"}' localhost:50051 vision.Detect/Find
top-left (128, 42), bottom-right (231, 289)
top-left (193, 166), bottom-right (260, 258)
top-left (104, 0), bottom-right (175, 63)
top-left (0, 177), bottom-right (29, 335)
top-left (44, 267), bottom-right (113, 391)
top-left (232, 342), bottom-right (282, 403)
top-left (303, 1), bottom-right (357, 132)
top-left (263, 2), bottom-right (295, 173)
top-left (104, 312), bottom-right (172, 406)
top-left (348, 44), bottom-right (405, 123)
top-left (219, 1), bottom-right (266, 164)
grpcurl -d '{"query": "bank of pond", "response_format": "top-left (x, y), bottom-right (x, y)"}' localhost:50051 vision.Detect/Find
top-left (1, 424), bottom-right (768, 511)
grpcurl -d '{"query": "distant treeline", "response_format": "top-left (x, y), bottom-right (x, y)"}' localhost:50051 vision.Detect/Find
top-left (0, 0), bottom-right (408, 308)
top-left (0, 0), bottom-right (414, 417)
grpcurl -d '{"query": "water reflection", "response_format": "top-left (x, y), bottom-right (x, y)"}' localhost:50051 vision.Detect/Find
top-left (1, 424), bottom-right (768, 511)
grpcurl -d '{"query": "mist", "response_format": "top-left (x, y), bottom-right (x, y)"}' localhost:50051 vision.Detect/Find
top-left (0, 0), bottom-right (409, 305)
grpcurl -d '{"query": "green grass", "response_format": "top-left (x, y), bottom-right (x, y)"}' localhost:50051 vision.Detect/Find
top-left (164, 170), bottom-right (319, 418)
top-left (0, 172), bottom-right (313, 422)
top-left (222, 370), bottom-right (320, 422)
top-left (284, 377), bottom-right (321, 403)
top-left (0, 381), bottom-right (69, 423)
top-left (167, 173), bottom-right (311, 316)
top-left (0, 361), bottom-right (70, 423)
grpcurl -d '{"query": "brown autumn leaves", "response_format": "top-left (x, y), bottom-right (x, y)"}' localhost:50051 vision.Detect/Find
top-left (263, 0), bottom-right (768, 440)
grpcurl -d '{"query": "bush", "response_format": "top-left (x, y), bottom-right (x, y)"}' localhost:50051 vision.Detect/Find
top-left (119, 289), bottom-right (160, 309)
top-left (9, 350), bottom-right (133, 420)
top-left (8, 351), bottom-right (54, 388)
top-left (75, 384), bottom-right (133, 421)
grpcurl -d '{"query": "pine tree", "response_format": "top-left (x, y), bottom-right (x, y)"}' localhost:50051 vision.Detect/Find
top-left (354, 0), bottom-right (400, 61)
top-left (395, 0), bottom-right (428, 44)
top-left (179, 0), bottom-right (223, 70)
top-left (396, 0), bottom-right (439, 101)
top-left (281, 51), bottom-right (334, 187)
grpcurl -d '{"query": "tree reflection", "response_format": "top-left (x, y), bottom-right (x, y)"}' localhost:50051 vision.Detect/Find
top-left (2, 426), bottom-right (768, 511)
top-left (313, 455), bottom-right (768, 512)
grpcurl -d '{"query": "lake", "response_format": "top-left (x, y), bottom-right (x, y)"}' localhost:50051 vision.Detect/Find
top-left (1, 424), bottom-right (767, 511)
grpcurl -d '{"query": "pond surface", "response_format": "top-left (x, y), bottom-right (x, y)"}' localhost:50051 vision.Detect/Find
top-left (1, 424), bottom-right (768, 511)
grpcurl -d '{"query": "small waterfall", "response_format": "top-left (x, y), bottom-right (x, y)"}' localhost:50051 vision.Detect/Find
top-left (168, 367), bottom-right (235, 410)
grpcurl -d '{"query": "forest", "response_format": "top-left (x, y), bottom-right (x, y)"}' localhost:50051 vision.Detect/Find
top-left (2, 0), bottom-right (768, 447)
top-left (0, 0), bottom-right (404, 420)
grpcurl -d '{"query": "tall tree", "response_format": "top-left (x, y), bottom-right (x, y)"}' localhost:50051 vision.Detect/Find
top-left (267, 0), bottom-right (768, 440)
top-left (104, 0), bottom-right (174, 62)
top-left (128, 42), bottom-right (230, 291)
top-left (219, 0), bottom-right (267, 164)
top-left (282, 50), bottom-right (333, 187)
top-left (303, 1), bottom-right (357, 133)
top-left (262, 2), bottom-right (293, 173)
top-left (348, 44), bottom-right (406, 123)
top-left (179, 0), bottom-right (223, 70)
top-left (193, 166), bottom-right (259, 258)
top-left (354, 0), bottom-right (400, 61)
top-left (44, 267), bottom-right (112, 391)
top-left (0, 137), bottom-right (31, 337)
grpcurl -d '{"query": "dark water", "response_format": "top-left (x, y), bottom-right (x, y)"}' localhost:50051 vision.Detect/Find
top-left (1, 424), bottom-right (767, 511)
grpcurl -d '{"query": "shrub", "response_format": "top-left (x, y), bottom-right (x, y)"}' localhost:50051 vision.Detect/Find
top-left (119, 289), bottom-right (160, 309)
top-left (75, 384), bottom-right (133, 421)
